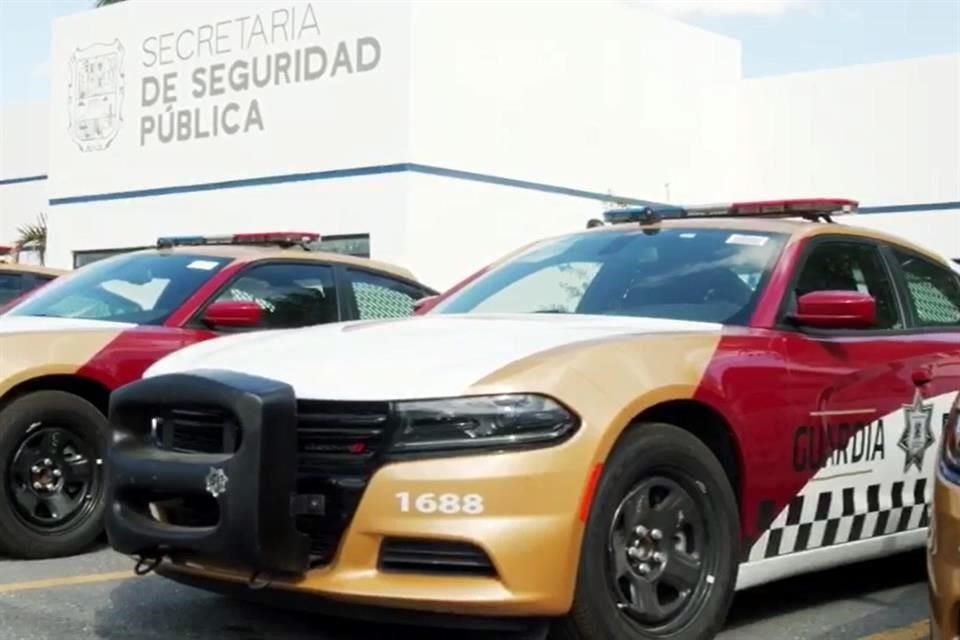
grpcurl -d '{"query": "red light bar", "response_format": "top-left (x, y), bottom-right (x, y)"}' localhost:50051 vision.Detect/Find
top-left (728, 198), bottom-right (858, 216)
top-left (673, 198), bottom-right (858, 221)
top-left (600, 197), bottom-right (858, 227)
top-left (157, 232), bottom-right (321, 249)
top-left (232, 232), bottom-right (320, 244)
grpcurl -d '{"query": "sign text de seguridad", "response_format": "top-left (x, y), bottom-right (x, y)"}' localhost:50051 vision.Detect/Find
top-left (137, 3), bottom-right (382, 146)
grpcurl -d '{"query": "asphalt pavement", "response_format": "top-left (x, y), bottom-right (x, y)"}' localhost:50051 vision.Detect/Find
top-left (0, 546), bottom-right (931, 640)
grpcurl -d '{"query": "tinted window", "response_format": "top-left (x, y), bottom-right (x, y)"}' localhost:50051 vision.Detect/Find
top-left (212, 262), bottom-right (339, 329)
top-left (790, 241), bottom-right (901, 329)
top-left (9, 253), bottom-right (231, 325)
top-left (893, 249), bottom-right (960, 328)
top-left (434, 228), bottom-right (788, 324)
top-left (0, 273), bottom-right (23, 305)
top-left (348, 269), bottom-right (423, 319)
top-left (20, 274), bottom-right (56, 294)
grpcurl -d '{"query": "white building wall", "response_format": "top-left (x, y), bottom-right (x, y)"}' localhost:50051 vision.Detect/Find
top-left (402, 173), bottom-right (608, 290)
top-left (408, 0), bottom-right (742, 204)
top-left (44, 172), bottom-right (412, 273)
top-left (736, 53), bottom-right (960, 257)
top-left (0, 102), bottom-right (49, 245)
top-left (1, 0), bottom-right (957, 276)
top-left (737, 54), bottom-right (959, 205)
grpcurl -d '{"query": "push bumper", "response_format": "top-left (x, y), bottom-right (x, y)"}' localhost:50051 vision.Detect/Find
top-left (105, 370), bottom-right (311, 575)
top-left (105, 370), bottom-right (591, 619)
top-left (929, 466), bottom-right (960, 640)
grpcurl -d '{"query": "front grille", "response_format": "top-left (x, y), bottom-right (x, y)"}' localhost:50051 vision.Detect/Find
top-left (379, 539), bottom-right (496, 577)
top-left (296, 400), bottom-right (391, 473)
top-left (294, 400), bottom-right (394, 566)
top-left (155, 407), bottom-right (239, 454)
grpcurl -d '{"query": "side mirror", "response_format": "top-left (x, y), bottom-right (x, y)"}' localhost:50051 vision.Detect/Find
top-left (413, 294), bottom-right (440, 315)
top-left (202, 300), bottom-right (262, 329)
top-left (791, 290), bottom-right (876, 329)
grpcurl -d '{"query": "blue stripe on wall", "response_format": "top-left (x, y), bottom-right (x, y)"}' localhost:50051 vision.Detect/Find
top-left (0, 174), bottom-right (47, 186)
top-left (46, 163), bottom-right (663, 207)
top-left (859, 201), bottom-right (960, 214)
top-left (19, 160), bottom-right (960, 215)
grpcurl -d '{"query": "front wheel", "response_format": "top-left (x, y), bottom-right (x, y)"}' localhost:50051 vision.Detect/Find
top-left (554, 422), bottom-right (740, 640)
top-left (0, 391), bottom-right (107, 558)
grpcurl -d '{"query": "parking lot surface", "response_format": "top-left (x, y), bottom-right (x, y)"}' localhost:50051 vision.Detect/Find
top-left (0, 546), bottom-right (930, 640)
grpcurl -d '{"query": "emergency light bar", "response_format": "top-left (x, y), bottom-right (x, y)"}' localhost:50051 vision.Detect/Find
top-left (156, 232), bottom-right (320, 249)
top-left (600, 198), bottom-right (858, 226)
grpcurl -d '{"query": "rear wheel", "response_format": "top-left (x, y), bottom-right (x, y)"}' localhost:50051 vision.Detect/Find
top-left (0, 391), bottom-right (107, 558)
top-left (554, 423), bottom-right (739, 640)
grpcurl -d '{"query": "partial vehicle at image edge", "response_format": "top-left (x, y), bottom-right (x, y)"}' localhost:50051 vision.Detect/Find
top-left (927, 389), bottom-right (960, 640)
top-left (0, 262), bottom-right (66, 308)
top-left (0, 231), bottom-right (435, 559)
top-left (103, 200), bottom-right (960, 640)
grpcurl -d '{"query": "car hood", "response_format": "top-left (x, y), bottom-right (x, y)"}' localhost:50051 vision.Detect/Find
top-left (0, 315), bottom-right (136, 334)
top-left (145, 314), bottom-right (722, 401)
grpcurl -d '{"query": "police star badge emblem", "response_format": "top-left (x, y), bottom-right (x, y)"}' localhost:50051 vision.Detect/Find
top-left (204, 467), bottom-right (229, 498)
top-left (898, 388), bottom-right (935, 473)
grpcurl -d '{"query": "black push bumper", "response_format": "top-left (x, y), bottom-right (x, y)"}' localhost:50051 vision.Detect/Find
top-left (105, 370), bottom-right (312, 576)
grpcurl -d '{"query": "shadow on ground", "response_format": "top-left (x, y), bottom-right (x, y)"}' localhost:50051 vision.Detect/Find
top-left (725, 549), bottom-right (928, 637)
top-left (93, 576), bottom-right (538, 640)
top-left (89, 550), bottom-right (928, 640)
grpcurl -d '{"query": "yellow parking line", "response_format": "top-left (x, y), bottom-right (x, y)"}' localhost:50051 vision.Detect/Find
top-left (861, 620), bottom-right (930, 640)
top-left (0, 570), bottom-right (136, 594)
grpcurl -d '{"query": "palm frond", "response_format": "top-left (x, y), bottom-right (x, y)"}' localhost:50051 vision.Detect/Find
top-left (94, 0), bottom-right (126, 7)
top-left (16, 213), bottom-right (47, 248)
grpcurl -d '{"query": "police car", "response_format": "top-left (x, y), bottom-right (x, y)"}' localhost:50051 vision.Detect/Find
top-left (0, 251), bottom-right (65, 306)
top-left (104, 202), bottom-right (960, 640)
top-left (0, 232), bottom-right (434, 559)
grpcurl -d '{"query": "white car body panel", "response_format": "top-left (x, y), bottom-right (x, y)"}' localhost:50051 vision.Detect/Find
top-left (145, 313), bottom-right (722, 400)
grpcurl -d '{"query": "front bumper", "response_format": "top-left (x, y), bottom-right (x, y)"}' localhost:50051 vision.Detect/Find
top-left (929, 466), bottom-right (960, 640)
top-left (105, 371), bottom-right (591, 619)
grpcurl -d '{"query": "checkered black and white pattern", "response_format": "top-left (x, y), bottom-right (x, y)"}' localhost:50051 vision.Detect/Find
top-left (353, 282), bottom-right (414, 319)
top-left (746, 478), bottom-right (930, 562)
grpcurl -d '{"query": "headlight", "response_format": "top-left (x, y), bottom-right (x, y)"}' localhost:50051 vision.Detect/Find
top-left (941, 391), bottom-right (960, 477)
top-left (391, 394), bottom-right (579, 453)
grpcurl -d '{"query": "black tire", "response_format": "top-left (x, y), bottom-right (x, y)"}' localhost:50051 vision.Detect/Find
top-left (553, 423), bottom-right (739, 640)
top-left (0, 390), bottom-right (107, 558)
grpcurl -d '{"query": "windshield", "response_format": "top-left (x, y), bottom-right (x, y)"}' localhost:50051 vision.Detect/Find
top-left (433, 228), bottom-right (788, 324)
top-left (7, 252), bottom-right (232, 325)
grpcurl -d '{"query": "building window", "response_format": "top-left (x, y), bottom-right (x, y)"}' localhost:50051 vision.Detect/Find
top-left (74, 247), bottom-right (149, 269)
top-left (310, 234), bottom-right (370, 258)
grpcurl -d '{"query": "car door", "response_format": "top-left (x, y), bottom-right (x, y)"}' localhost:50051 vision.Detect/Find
top-left (339, 266), bottom-right (436, 320)
top-left (196, 260), bottom-right (345, 331)
top-left (885, 241), bottom-right (960, 455)
top-left (762, 235), bottom-right (960, 562)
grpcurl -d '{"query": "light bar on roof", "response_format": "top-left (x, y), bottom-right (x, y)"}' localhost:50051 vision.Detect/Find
top-left (600, 198), bottom-right (858, 225)
top-left (233, 232), bottom-right (320, 244)
top-left (156, 232), bottom-right (320, 248)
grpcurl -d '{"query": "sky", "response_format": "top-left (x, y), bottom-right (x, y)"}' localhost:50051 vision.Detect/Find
top-left (0, 0), bottom-right (958, 106)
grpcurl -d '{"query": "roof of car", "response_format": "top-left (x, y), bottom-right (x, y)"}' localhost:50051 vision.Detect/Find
top-left (0, 263), bottom-right (68, 277)
top-left (584, 216), bottom-right (951, 267)
top-left (140, 245), bottom-right (424, 285)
